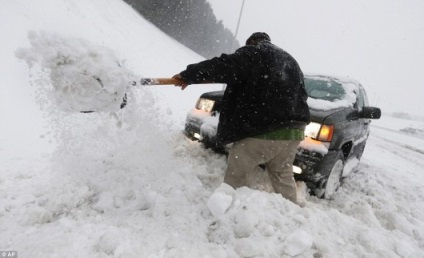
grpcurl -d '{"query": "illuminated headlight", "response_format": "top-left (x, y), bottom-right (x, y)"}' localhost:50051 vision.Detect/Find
top-left (193, 133), bottom-right (202, 140)
top-left (305, 122), bottom-right (334, 142)
top-left (305, 122), bottom-right (321, 139)
top-left (196, 98), bottom-right (215, 112)
top-left (293, 165), bottom-right (302, 174)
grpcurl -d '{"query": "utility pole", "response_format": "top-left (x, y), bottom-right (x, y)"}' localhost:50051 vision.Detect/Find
top-left (225, 0), bottom-right (246, 91)
top-left (232, 0), bottom-right (246, 51)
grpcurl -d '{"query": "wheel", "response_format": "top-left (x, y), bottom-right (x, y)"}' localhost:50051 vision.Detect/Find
top-left (315, 150), bottom-right (345, 199)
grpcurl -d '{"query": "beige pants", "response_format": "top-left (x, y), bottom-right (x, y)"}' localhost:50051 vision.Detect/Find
top-left (224, 137), bottom-right (300, 203)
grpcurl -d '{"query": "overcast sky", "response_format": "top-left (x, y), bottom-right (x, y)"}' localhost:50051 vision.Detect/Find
top-left (207, 0), bottom-right (424, 116)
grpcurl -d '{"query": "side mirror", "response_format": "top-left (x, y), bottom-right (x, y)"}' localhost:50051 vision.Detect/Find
top-left (361, 107), bottom-right (381, 119)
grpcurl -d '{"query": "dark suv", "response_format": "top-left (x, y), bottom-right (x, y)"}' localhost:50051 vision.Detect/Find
top-left (184, 74), bottom-right (381, 198)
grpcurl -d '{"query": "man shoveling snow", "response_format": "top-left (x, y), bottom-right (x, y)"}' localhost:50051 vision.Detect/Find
top-left (172, 32), bottom-right (310, 206)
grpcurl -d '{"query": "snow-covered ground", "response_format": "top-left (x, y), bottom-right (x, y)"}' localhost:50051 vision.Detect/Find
top-left (1, 0), bottom-right (424, 257)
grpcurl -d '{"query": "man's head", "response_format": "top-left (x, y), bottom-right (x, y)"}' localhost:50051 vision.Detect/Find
top-left (245, 32), bottom-right (271, 46)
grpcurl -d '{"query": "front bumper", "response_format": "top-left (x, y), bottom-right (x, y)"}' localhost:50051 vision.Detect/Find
top-left (294, 148), bottom-right (325, 182)
top-left (184, 118), bottom-right (203, 141)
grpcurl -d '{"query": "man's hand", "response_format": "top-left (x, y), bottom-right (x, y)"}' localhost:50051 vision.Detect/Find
top-left (172, 74), bottom-right (189, 90)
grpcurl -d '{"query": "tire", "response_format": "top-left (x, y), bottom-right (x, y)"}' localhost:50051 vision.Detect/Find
top-left (315, 150), bottom-right (345, 199)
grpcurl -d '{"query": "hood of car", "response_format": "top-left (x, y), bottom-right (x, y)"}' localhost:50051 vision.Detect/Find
top-left (200, 90), bottom-right (351, 123)
top-left (310, 106), bottom-right (358, 124)
top-left (200, 91), bottom-right (225, 101)
top-left (199, 88), bottom-right (360, 125)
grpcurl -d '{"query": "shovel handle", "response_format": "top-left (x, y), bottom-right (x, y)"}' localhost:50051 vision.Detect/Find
top-left (139, 78), bottom-right (182, 85)
top-left (132, 78), bottom-right (216, 86)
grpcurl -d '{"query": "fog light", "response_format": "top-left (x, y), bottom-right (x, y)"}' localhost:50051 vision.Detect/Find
top-left (293, 166), bottom-right (302, 174)
top-left (193, 133), bottom-right (202, 140)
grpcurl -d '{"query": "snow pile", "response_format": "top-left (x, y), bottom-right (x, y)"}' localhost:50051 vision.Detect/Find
top-left (207, 183), bottom-right (234, 217)
top-left (200, 115), bottom-right (219, 138)
top-left (15, 31), bottom-right (132, 112)
top-left (205, 186), bottom-right (320, 257)
top-left (283, 229), bottom-right (314, 256)
top-left (299, 137), bottom-right (329, 155)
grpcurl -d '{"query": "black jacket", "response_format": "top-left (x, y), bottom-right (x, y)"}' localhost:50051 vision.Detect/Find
top-left (180, 41), bottom-right (310, 145)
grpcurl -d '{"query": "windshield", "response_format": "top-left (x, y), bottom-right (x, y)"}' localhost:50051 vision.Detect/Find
top-left (304, 75), bottom-right (358, 110)
top-left (305, 78), bottom-right (345, 102)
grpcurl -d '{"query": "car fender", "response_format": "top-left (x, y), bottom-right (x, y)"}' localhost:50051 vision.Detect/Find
top-left (313, 150), bottom-right (344, 181)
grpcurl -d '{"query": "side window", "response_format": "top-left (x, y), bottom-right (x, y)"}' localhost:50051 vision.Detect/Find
top-left (356, 86), bottom-right (369, 110)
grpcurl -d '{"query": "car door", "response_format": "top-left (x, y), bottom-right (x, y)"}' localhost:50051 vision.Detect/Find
top-left (352, 85), bottom-right (370, 156)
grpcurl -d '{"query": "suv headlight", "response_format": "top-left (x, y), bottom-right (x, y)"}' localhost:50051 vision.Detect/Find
top-left (196, 98), bottom-right (215, 112)
top-left (305, 122), bottom-right (334, 142)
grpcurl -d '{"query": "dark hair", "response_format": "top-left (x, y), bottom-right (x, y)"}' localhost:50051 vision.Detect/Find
top-left (245, 32), bottom-right (271, 45)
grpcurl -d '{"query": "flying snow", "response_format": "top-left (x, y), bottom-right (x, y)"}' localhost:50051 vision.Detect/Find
top-left (15, 31), bottom-right (133, 113)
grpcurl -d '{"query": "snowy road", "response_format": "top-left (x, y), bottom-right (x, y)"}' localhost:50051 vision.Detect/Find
top-left (313, 123), bottom-right (424, 257)
top-left (369, 125), bottom-right (424, 178)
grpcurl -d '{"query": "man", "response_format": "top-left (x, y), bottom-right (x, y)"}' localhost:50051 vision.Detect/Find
top-left (173, 32), bottom-right (310, 204)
